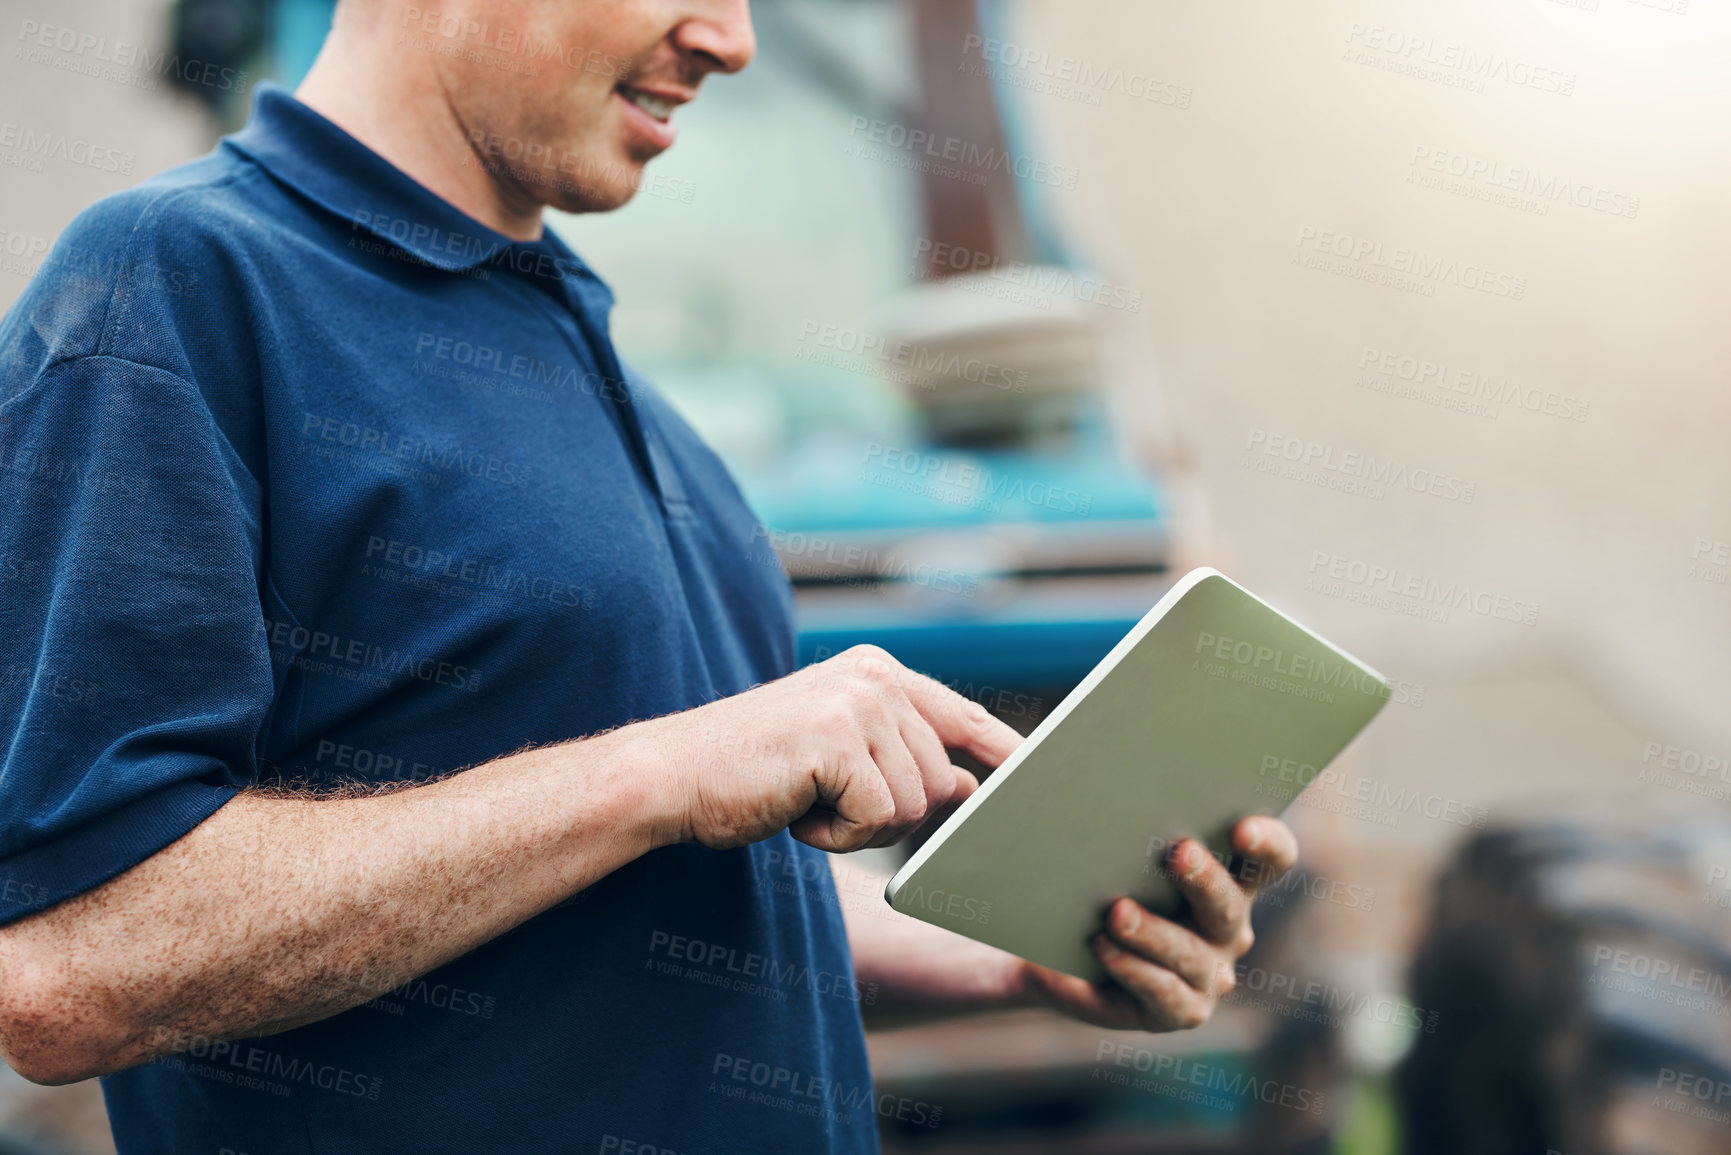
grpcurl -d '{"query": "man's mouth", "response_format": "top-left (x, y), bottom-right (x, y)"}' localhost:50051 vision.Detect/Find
top-left (618, 85), bottom-right (677, 123)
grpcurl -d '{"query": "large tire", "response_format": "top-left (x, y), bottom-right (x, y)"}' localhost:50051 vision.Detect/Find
top-left (1397, 819), bottom-right (1731, 1155)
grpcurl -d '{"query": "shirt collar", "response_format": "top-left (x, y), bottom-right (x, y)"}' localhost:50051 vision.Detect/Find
top-left (225, 82), bottom-right (601, 291)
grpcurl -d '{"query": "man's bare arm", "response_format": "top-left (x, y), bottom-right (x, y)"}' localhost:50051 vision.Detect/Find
top-left (829, 860), bottom-right (1037, 1030)
top-left (0, 645), bottom-right (1015, 1086)
top-left (0, 731), bottom-right (674, 1085)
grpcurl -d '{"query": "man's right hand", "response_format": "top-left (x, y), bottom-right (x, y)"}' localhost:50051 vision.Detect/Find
top-left (632, 645), bottom-right (1024, 852)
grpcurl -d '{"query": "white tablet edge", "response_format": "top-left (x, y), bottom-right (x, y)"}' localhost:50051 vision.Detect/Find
top-left (883, 565), bottom-right (1390, 904)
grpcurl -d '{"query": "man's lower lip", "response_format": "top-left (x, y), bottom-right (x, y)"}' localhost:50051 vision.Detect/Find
top-left (616, 89), bottom-right (676, 149)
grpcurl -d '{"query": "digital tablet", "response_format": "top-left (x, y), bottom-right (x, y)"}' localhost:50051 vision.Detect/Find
top-left (884, 567), bottom-right (1391, 981)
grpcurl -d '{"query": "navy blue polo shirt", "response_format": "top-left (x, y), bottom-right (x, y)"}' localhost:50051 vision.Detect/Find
top-left (0, 84), bottom-right (880, 1154)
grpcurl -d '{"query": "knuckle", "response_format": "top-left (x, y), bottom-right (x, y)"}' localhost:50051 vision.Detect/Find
top-left (1180, 939), bottom-right (1211, 979)
top-left (961, 696), bottom-right (994, 729)
top-left (873, 680), bottom-right (912, 712)
top-left (843, 644), bottom-right (896, 680)
top-left (1231, 925), bottom-right (1255, 958)
top-left (842, 670), bottom-right (900, 713)
top-left (836, 676), bottom-right (872, 706)
top-left (861, 792), bottom-right (897, 829)
top-left (813, 700), bottom-right (858, 737)
top-left (1179, 1003), bottom-right (1212, 1031)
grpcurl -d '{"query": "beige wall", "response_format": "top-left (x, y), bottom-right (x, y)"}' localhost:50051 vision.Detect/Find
top-left (1, 0), bottom-right (214, 312)
top-left (1008, 0), bottom-right (1731, 864)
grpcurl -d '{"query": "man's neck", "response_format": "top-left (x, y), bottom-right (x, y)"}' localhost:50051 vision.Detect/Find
top-left (294, 31), bottom-right (545, 242)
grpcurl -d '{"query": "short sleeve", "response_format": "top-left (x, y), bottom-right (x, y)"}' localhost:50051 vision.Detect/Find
top-left (0, 354), bottom-right (273, 926)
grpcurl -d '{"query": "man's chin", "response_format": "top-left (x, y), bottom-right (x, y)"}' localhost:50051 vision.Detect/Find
top-left (545, 148), bottom-right (649, 214)
top-left (549, 177), bottom-right (639, 215)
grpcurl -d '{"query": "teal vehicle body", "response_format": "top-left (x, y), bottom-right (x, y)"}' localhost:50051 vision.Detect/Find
top-left (656, 364), bottom-right (1171, 692)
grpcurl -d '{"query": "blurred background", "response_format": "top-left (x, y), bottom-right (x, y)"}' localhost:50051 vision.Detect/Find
top-left (4, 0), bottom-right (1730, 1152)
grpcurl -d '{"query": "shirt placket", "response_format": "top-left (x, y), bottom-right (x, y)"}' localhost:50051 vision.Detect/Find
top-left (497, 257), bottom-right (682, 518)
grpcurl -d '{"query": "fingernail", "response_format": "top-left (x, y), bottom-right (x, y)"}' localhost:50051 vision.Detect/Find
top-left (1181, 842), bottom-right (1206, 877)
top-left (1096, 936), bottom-right (1122, 960)
top-left (1243, 820), bottom-right (1265, 854)
top-left (1118, 900), bottom-right (1140, 935)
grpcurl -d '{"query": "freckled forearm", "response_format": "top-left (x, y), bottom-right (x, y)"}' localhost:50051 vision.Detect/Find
top-left (0, 729), bottom-right (674, 1081)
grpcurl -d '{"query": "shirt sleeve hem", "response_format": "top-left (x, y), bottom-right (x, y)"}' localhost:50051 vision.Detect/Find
top-left (0, 780), bottom-right (240, 928)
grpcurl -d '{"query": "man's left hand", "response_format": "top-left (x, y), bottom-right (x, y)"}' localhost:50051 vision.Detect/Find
top-left (1017, 815), bottom-right (1298, 1032)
